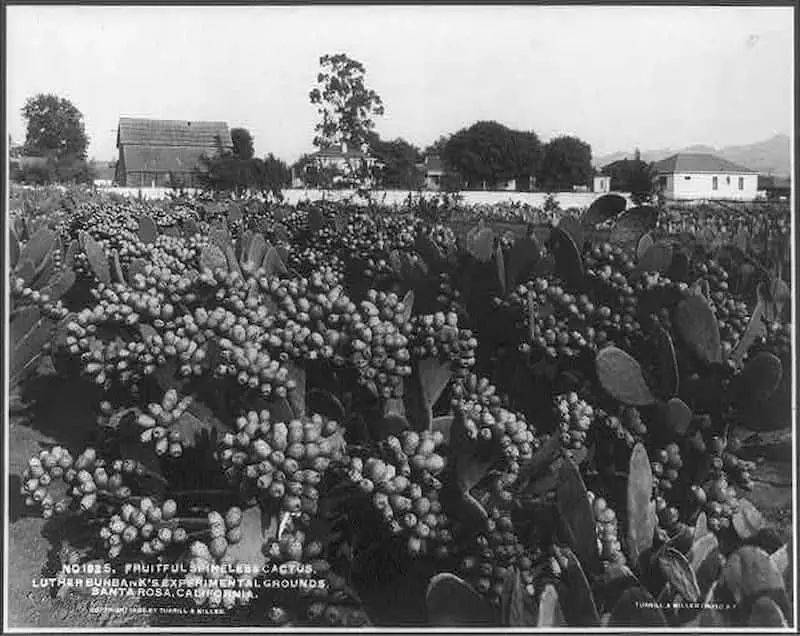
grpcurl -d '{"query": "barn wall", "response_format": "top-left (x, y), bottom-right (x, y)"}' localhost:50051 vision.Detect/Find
top-left (122, 171), bottom-right (204, 188)
top-left (116, 150), bottom-right (126, 186)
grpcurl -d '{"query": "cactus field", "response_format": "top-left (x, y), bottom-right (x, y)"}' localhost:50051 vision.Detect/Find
top-left (6, 187), bottom-right (794, 628)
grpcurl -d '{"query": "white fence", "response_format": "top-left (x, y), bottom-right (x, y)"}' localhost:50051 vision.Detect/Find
top-left (282, 189), bottom-right (630, 209)
top-left (93, 186), bottom-right (631, 209)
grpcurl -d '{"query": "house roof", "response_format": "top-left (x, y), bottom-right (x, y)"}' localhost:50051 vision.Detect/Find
top-left (120, 146), bottom-right (213, 174)
top-left (599, 158), bottom-right (641, 175)
top-left (117, 117), bottom-right (232, 149)
top-left (423, 155), bottom-right (446, 173)
top-left (653, 153), bottom-right (756, 174)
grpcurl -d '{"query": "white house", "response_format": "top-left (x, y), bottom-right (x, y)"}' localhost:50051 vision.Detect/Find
top-left (653, 153), bottom-right (758, 201)
top-left (306, 142), bottom-right (381, 186)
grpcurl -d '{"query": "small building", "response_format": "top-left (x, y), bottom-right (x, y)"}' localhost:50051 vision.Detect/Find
top-left (515, 175), bottom-right (535, 192)
top-left (653, 153), bottom-right (758, 201)
top-left (291, 167), bottom-right (305, 189)
top-left (9, 155), bottom-right (50, 183)
top-left (421, 155), bottom-right (447, 190)
top-left (419, 155), bottom-right (470, 190)
top-left (593, 175), bottom-right (611, 193)
top-left (9, 155), bottom-right (48, 172)
top-left (115, 117), bottom-right (232, 188)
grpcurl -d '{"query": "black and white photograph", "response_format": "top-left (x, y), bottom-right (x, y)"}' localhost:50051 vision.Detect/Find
top-left (3, 3), bottom-right (796, 631)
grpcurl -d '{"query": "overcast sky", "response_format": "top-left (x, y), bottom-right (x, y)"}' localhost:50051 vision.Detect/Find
top-left (6, 5), bottom-right (794, 163)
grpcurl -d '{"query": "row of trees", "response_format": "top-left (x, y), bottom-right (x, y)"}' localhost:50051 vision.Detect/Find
top-left (432, 122), bottom-right (595, 192)
top-left (301, 53), bottom-right (655, 197)
top-left (12, 55), bottom-right (658, 200)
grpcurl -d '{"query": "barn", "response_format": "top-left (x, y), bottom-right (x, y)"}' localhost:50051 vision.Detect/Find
top-left (115, 117), bottom-right (232, 188)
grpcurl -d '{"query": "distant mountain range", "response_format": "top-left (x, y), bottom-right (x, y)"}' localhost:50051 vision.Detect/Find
top-left (593, 134), bottom-right (791, 178)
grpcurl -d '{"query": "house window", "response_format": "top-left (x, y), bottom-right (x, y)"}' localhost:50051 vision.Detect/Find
top-left (738, 177), bottom-right (744, 190)
top-left (712, 176), bottom-right (718, 190)
top-left (684, 176), bottom-right (691, 180)
top-left (726, 176), bottom-right (731, 185)
top-left (659, 176), bottom-right (667, 188)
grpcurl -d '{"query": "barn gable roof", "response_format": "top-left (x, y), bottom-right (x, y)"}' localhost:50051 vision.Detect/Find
top-left (117, 117), bottom-right (232, 149)
top-left (653, 153), bottom-right (756, 174)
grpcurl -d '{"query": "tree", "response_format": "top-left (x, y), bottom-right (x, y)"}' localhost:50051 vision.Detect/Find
top-left (231, 127), bottom-right (255, 160)
top-left (441, 121), bottom-right (541, 190)
top-left (424, 135), bottom-right (451, 157)
top-left (198, 153), bottom-right (250, 194)
top-left (22, 94), bottom-right (89, 160)
top-left (367, 133), bottom-right (424, 190)
top-left (508, 130), bottom-right (543, 190)
top-left (537, 136), bottom-right (593, 191)
top-left (254, 154), bottom-right (291, 200)
top-left (602, 149), bottom-right (657, 204)
top-left (200, 152), bottom-right (291, 199)
top-left (309, 53), bottom-right (385, 150)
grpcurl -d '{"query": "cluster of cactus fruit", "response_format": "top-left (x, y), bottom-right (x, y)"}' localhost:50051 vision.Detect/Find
top-left (457, 509), bottom-right (563, 605)
top-left (453, 389), bottom-right (537, 489)
top-left (587, 491), bottom-right (627, 567)
top-left (100, 498), bottom-right (188, 559)
top-left (554, 392), bottom-right (594, 452)
top-left (347, 430), bottom-right (451, 557)
top-left (410, 311), bottom-right (478, 378)
top-left (20, 446), bottom-right (156, 520)
top-left (178, 507), bottom-right (253, 602)
top-left (137, 389), bottom-right (194, 457)
top-left (12, 191), bottom-right (791, 628)
top-left (219, 410), bottom-right (345, 517)
top-left (261, 527), bottom-right (369, 627)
